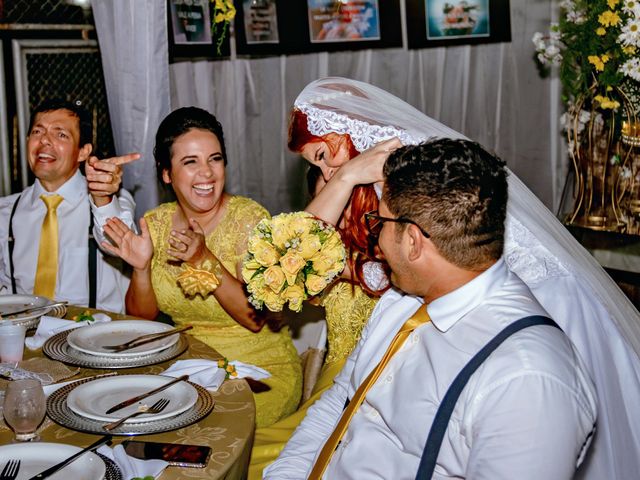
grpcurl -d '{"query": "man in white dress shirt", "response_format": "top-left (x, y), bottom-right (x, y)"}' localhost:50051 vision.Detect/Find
top-left (0, 99), bottom-right (139, 312)
top-left (265, 139), bottom-right (597, 479)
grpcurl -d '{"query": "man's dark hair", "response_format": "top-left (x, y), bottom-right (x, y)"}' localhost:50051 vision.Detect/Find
top-left (382, 139), bottom-right (508, 270)
top-left (28, 99), bottom-right (92, 148)
top-left (154, 106), bottom-right (228, 186)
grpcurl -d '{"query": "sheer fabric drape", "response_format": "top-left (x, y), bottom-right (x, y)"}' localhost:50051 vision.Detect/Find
top-left (91, 0), bottom-right (171, 217)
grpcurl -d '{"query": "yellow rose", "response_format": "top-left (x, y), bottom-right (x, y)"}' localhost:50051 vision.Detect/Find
top-left (271, 217), bottom-right (292, 249)
top-left (263, 289), bottom-right (285, 312)
top-left (241, 258), bottom-right (262, 283)
top-left (263, 265), bottom-right (286, 293)
top-left (320, 234), bottom-right (347, 264)
top-left (311, 252), bottom-right (336, 277)
top-left (283, 284), bottom-right (305, 312)
top-left (279, 251), bottom-right (307, 285)
top-left (306, 274), bottom-right (329, 296)
top-left (250, 239), bottom-right (280, 267)
top-left (298, 233), bottom-right (322, 259)
top-left (288, 214), bottom-right (313, 237)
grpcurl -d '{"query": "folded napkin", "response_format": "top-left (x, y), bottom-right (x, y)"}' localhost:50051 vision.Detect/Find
top-left (97, 444), bottom-right (168, 480)
top-left (162, 359), bottom-right (271, 392)
top-left (25, 313), bottom-right (111, 350)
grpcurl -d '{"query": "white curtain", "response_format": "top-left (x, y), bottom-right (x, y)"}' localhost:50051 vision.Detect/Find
top-left (91, 0), bottom-right (171, 218)
top-left (170, 0), bottom-right (561, 216)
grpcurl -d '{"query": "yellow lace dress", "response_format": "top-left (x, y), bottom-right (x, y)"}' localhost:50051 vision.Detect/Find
top-left (248, 280), bottom-right (377, 478)
top-left (145, 197), bottom-right (302, 428)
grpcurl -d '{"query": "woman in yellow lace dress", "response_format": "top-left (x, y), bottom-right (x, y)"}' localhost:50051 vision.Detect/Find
top-left (102, 107), bottom-right (301, 428)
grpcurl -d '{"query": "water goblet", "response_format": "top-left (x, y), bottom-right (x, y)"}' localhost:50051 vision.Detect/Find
top-left (2, 378), bottom-right (46, 442)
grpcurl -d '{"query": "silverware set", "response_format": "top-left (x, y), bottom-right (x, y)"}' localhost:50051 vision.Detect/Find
top-left (102, 325), bottom-right (193, 352)
top-left (103, 397), bottom-right (170, 431)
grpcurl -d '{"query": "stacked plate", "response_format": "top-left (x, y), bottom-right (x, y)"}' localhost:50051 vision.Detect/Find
top-left (47, 374), bottom-right (214, 436)
top-left (0, 294), bottom-right (66, 329)
top-left (0, 442), bottom-right (121, 479)
top-left (43, 321), bottom-right (189, 369)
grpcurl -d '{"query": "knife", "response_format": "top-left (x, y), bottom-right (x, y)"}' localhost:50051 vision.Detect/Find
top-left (105, 374), bottom-right (190, 414)
top-left (27, 434), bottom-right (112, 480)
top-left (104, 325), bottom-right (193, 351)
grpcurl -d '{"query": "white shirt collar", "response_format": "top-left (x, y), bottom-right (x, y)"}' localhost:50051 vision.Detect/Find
top-left (427, 258), bottom-right (508, 332)
top-left (30, 169), bottom-right (86, 207)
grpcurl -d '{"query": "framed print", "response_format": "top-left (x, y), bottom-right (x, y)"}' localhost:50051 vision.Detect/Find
top-left (307, 0), bottom-right (380, 43)
top-left (243, 0), bottom-right (280, 44)
top-left (406, 0), bottom-right (511, 49)
top-left (167, 0), bottom-right (231, 61)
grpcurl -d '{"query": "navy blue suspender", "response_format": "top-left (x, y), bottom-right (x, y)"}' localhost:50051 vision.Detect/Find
top-left (415, 315), bottom-right (560, 479)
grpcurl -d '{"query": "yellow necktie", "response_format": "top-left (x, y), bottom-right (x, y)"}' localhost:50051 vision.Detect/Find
top-left (33, 194), bottom-right (64, 299)
top-left (308, 306), bottom-right (431, 479)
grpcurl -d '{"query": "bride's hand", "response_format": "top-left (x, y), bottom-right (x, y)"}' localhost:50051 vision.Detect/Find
top-left (337, 137), bottom-right (402, 187)
top-left (167, 218), bottom-right (214, 266)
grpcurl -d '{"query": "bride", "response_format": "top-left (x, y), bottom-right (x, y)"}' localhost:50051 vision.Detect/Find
top-left (280, 77), bottom-right (640, 479)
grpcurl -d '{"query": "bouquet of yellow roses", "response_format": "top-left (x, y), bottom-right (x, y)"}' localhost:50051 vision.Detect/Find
top-left (242, 212), bottom-right (346, 312)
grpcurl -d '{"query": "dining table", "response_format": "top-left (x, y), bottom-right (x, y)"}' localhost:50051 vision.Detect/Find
top-left (0, 306), bottom-right (256, 480)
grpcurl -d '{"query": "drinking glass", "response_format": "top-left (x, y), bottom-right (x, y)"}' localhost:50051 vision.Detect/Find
top-left (2, 379), bottom-right (46, 441)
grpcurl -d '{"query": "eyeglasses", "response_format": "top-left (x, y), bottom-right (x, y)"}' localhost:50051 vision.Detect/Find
top-left (364, 210), bottom-right (430, 238)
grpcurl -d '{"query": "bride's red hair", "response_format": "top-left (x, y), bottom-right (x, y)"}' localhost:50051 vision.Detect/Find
top-left (289, 109), bottom-right (388, 296)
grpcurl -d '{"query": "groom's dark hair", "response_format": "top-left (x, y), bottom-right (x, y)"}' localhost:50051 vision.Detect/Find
top-left (383, 139), bottom-right (507, 270)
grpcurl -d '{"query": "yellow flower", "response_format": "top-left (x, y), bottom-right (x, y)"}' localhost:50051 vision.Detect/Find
top-left (250, 238), bottom-right (280, 267)
top-left (601, 54), bottom-right (610, 62)
top-left (607, 0), bottom-right (619, 8)
top-left (597, 27), bottom-right (607, 36)
top-left (263, 265), bottom-right (286, 293)
top-left (588, 55), bottom-right (605, 71)
top-left (279, 251), bottom-right (307, 285)
top-left (298, 233), bottom-right (322, 259)
top-left (598, 10), bottom-right (621, 27)
top-left (305, 274), bottom-right (329, 296)
top-left (311, 252), bottom-right (336, 277)
top-left (288, 213), bottom-right (313, 237)
top-left (241, 258), bottom-right (261, 283)
top-left (282, 284), bottom-right (305, 312)
top-left (595, 94), bottom-right (620, 109)
top-left (262, 289), bottom-right (286, 312)
top-left (623, 45), bottom-right (637, 55)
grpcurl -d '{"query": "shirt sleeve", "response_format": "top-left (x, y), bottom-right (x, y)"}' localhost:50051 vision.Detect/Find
top-left (463, 372), bottom-right (597, 480)
top-left (90, 188), bottom-right (136, 252)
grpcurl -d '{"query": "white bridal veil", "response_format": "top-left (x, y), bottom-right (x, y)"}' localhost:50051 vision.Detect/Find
top-left (294, 77), bottom-right (640, 479)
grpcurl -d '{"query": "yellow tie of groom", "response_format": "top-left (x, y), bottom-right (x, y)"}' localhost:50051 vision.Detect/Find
top-left (307, 306), bottom-right (431, 480)
top-left (33, 194), bottom-right (64, 299)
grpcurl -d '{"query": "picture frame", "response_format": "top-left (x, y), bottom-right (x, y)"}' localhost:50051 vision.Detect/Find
top-left (406, 0), bottom-right (511, 49)
top-left (235, 0), bottom-right (401, 57)
top-left (167, 0), bottom-right (231, 62)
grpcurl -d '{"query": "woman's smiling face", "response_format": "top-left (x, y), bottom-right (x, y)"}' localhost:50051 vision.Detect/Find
top-left (162, 128), bottom-right (226, 215)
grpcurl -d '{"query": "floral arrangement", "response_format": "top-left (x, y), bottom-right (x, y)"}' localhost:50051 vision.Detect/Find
top-left (211, 0), bottom-right (236, 55)
top-left (242, 212), bottom-right (346, 313)
top-left (533, 0), bottom-right (640, 114)
top-left (217, 357), bottom-right (238, 379)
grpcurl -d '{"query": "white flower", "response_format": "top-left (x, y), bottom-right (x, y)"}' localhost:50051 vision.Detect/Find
top-left (546, 44), bottom-right (560, 57)
top-left (618, 19), bottom-right (640, 47)
top-left (549, 24), bottom-right (562, 41)
top-left (532, 32), bottom-right (545, 50)
top-left (579, 109), bottom-right (591, 124)
top-left (622, 166), bottom-right (633, 179)
top-left (566, 10), bottom-right (587, 23)
top-left (537, 52), bottom-right (550, 65)
top-left (620, 57), bottom-right (640, 81)
top-left (622, 0), bottom-right (640, 18)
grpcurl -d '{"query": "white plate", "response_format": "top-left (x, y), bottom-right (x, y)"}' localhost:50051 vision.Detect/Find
top-left (0, 294), bottom-right (53, 323)
top-left (66, 374), bottom-right (198, 424)
top-left (66, 320), bottom-right (180, 358)
top-left (0, 442), bottom-right (106, 480)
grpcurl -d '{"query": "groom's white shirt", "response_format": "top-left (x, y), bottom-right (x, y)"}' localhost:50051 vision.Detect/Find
top-left (264, 259), bottom-right (597, 479)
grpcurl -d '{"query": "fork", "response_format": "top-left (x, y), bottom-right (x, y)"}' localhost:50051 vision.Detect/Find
top-left (0, 459), bottom-right (20, 480)
top-left (102, 398), bottom-right (170, 431)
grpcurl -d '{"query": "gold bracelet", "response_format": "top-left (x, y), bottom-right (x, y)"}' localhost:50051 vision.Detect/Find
top-left (176, 258), bottom-right (224, 297)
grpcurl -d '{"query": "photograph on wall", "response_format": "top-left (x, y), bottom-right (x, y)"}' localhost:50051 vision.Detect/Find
top-left (243, 0), bottom-right (280, 44)
top-left (406, 0), bottom-right (509, 48)
top-left (307, 0), bottom-right (381, 43)
top-left (426, 0), bottom-right (489, 40)
top-left (169, 0), bottom-right (212, 45)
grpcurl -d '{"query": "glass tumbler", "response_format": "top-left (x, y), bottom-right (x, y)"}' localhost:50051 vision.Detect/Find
top-left (2, 378), bottom-right (46, 441)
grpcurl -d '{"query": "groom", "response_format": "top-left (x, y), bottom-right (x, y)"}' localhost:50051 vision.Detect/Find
top-left (264, 139), bottom-right (597, 479)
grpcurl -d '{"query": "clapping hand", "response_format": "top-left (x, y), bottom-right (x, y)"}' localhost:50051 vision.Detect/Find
top-left (167, 218), bottom-right (213, 266)
top-left (86, 152), bottom-right (140, 207)
top-left (102, 217), bottom-right (153, 271)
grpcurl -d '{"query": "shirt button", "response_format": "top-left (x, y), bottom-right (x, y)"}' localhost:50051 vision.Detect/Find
top-left (386, 374), bottom-right (393, 382)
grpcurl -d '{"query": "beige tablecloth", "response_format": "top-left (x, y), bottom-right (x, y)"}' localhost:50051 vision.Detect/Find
top-left (0, 307), bottom-right (256, 480)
